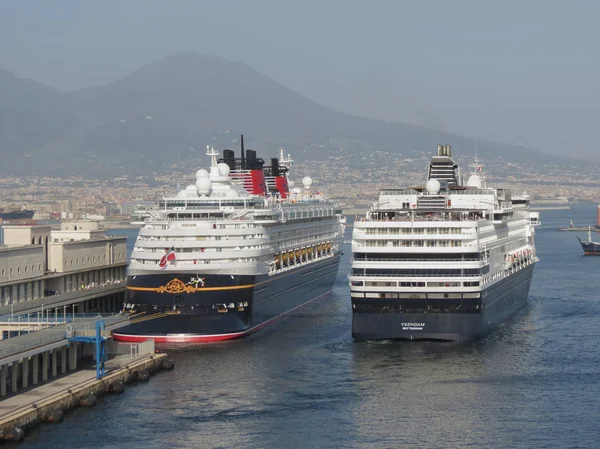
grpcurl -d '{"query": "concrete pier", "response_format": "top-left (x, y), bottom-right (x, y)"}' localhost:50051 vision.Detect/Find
top-left (0, 314), bottom-right (130, 398)
top-left (0, 352), bottom-right (172, 441)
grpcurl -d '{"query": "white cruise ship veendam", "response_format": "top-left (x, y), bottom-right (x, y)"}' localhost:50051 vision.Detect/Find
top-left (115, 137), bottom-right (344, 343)
top-left (350, 144), bottom-right (539, 341)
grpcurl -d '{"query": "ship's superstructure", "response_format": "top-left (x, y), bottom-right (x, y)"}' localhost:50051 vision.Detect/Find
top-left (115, 139), bottom-right (344, 343)
top-left (350, 145), bottom-right (539, 341)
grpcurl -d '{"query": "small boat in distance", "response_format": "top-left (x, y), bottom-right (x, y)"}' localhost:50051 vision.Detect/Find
top-left (576, 226), bottom-right (600, 255)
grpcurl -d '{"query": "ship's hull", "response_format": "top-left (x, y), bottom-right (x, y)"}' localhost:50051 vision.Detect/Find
top-left (579, 240), bottom-right (600, 255)
top-left (0, 210), bottom-right (35, 220)
top-left (114, 254), bottom-right (341, 343)
top-left (351, 264), bottom-right (535, 342)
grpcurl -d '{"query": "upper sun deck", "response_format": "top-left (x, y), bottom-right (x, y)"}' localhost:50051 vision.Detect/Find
top-left (365, 144), bottom-right (529, 220)
top-left (133, 143), bottom-right (338, 225)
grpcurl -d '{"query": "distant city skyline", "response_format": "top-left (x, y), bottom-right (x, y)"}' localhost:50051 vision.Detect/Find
top-left (1, 0), bottom-right (599, 161)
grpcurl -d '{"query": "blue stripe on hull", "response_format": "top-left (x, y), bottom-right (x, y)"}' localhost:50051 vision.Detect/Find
top-left (351, 264), bottom-right (535, 342)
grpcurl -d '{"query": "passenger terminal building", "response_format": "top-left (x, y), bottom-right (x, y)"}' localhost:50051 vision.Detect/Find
top-left (0, 221), bottom-right (127, 332)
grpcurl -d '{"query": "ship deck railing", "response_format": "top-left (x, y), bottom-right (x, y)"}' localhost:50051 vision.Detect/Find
top-left (351, 273), bottom-right (483, 278)
top-left (355, 215), bottom-right (486, 223)
top-left (352, 257), bottom-right (485, 263)
top-left (143, 215), bottom-right (278, 223)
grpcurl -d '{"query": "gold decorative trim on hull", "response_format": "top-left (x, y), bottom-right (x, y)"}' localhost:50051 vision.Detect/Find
top-left (157, 278), bottom-right (199, 294)
top-left (127, 278), bottom-right (257, 293)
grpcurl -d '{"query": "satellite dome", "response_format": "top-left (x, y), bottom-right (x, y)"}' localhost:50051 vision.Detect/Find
top-left (195, 177), bottom-right (212, 195)
top-left (195, 169), bottom-right (209, 179)
top-left (217, 163), bottom-right (230, 177)
top-left (292, 187), bottom-right (302, 194)
top-left (425, 178), bottom-right (441, 194)
top-left (302, 176), bottom-right (313, 188)
top-left (466, 174), bottom-right (482, 189)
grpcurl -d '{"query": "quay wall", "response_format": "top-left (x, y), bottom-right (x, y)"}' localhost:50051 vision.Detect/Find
top-left (0, 353), bottom-right (172, 441)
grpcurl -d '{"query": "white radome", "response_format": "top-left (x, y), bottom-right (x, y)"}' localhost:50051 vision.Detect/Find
top-left (425, 178), bottom-right (441, 194)
top-left (466, 174), bottom-right (482, 189)
top-left (217, 163), bottom-right (231, 177)
top-left (196, 169), bottom-right (209, 179)
top-left (195, 177), bottom-right (212, 195)
top-left (302, 176), bottom-right (313, 188)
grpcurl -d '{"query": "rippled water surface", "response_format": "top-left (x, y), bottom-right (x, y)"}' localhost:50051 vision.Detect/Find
top-left (18, 204), bottom-right (600, 448)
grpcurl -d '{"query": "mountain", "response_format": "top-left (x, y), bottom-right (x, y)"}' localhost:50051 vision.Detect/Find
top-left (0, 69), bottom-right (78, 161)
top-left (0, 54), bottom-right (589, 177)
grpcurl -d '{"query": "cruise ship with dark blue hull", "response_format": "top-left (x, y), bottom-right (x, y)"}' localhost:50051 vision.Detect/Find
top-left (352, 264), bottom-right (534, 341)
top-left (115, 139), bottom-right (344, 343)
top-left (115, 255), bottom-right (341, 342)
top-left (350, 144), bottom-right (538, 342)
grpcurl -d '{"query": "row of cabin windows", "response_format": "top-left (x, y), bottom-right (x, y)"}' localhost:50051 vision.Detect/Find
top-left (351, 267), bottom-right (488, 277)
top-left (364, 227), bottom-right (464, 235)
top-left (353, 252), bottom-right (483, 261)
top-left (351, 280), bottom-right (481, 288)
top-left (364, 240), bottom-right (464, 248)
top-left (137, 234), bottom-right (264, 241)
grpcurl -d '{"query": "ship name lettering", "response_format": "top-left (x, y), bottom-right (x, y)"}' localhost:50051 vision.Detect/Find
top-left (401, 322), bottom-right (425, 331)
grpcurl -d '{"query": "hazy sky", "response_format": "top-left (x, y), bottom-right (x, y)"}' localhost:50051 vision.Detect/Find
top-left (1, 0), bottom-right (599, 160)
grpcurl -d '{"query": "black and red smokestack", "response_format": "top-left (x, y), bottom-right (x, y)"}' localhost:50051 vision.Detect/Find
top-left (246, 149), bottom-right (267, 195)
top-left (272, 157), bottom-right (289, 198)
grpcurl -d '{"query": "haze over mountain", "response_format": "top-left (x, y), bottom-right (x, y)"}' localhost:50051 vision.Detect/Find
top-left (0, 54), bottom-right (592, 177)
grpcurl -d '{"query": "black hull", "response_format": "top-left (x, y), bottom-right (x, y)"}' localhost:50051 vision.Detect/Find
top-left (351, 264), bottom-right (535, 342)
top-left (115, 254), bottom-right (341, 342)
